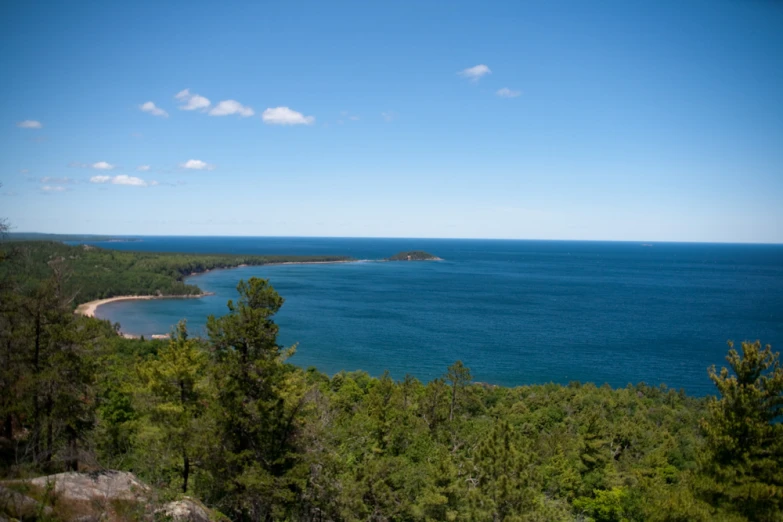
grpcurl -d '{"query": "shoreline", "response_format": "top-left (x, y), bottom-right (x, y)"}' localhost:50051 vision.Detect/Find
top-left (75, 257), bottom-right (440, 337)
top-left (75, 294), bottom-right (209, 318)
top-left (75, 258), bottom-right (360, 337)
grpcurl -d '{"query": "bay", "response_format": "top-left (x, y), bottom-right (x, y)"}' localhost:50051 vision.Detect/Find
top-left (82, 237), bottom-right (783, 396)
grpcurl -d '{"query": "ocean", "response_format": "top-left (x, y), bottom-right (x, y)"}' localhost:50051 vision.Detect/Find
top-left (77, 237), bottom-right (783, 396)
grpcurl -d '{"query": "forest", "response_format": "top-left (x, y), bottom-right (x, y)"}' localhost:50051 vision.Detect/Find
top-left (0, 240), bottom-right (781, 521)
top-left (0, 241), bottom-right (352, 304)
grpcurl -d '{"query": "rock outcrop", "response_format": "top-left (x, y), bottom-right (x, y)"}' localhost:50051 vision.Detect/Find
top-left (28, 470), bottom-right (151, 503)
top-left (1, 471), bottom-right (224, 521)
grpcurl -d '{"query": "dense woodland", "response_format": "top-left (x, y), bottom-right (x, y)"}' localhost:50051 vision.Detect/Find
top-left (0, 241), bottom-right (351, 304)
top-left (0, 239), bottom-right (782, 521)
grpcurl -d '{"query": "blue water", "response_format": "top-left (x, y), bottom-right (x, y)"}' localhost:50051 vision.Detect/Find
top-left (77, 237), bottom-right (783, 396)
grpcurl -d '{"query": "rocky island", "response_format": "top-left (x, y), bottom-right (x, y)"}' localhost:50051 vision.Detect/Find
top-left (386, 250), bottom-right (443, 261)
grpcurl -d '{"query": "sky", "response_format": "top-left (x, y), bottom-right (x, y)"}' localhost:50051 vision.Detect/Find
top-left (1, 0), bottom-right (782, 242)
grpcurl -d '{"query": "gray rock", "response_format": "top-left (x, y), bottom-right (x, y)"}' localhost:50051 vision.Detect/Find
top-left (157, 498), bottom-right (212, 522)
top-left (28, 470), bottom-right (151, 502)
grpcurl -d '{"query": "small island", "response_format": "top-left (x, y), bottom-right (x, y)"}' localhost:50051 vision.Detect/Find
top-left (386, 250), bottom-right (443, 261)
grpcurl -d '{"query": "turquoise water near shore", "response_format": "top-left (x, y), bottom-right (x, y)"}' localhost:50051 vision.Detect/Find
top-left (82, 237), bottom-right (783, 395)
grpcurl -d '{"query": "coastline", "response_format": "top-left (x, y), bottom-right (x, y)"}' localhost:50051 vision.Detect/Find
top-left (75, 258), bottom-right (360, 336)
top-left (75, 294), bottom-right (208, 318)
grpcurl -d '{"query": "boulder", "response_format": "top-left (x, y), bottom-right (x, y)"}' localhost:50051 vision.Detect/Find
top-left (28, 470), bottom-right (150, 503)
top-left (157, 498), bottom-right (212, 522)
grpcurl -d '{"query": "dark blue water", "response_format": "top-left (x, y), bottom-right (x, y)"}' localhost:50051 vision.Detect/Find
top-left (77, 237), bottom-right (783, 395)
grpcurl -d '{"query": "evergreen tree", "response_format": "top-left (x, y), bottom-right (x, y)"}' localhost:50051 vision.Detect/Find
top-left (137, 320), bottom-right (207, 493)
top-left (206, 278), bottom-right (306, 520)
top-left (700, 340), bottom-right (783, 521)
top-left (445, 360), bottom-right (471, 423)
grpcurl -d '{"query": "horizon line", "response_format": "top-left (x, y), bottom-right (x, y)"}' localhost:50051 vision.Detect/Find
top-left (7, 231), bottom-right (783, 246)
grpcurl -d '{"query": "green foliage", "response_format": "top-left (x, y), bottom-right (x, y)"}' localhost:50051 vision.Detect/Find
top-left (0, 240), bottom-right (352, 305)
top-left (4, 243), bottom-right (781, 521)
top-left (699, 341), bottom-right (783, 521)
top-left (386, 250), bottom-right (441, 261)
top-left (574, 487), bottom-right (629, 522)
top-left (136, 320), bottom-right (208, 493)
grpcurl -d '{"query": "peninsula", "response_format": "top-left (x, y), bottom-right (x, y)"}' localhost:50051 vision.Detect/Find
top-left (0, 241), bottom-right (354, 307)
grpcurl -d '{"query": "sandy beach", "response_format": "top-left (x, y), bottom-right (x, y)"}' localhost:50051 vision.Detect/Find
top-left (75, 294), bottom-right (206, 318)
top-left (75, 260), bottom-right (357, 319)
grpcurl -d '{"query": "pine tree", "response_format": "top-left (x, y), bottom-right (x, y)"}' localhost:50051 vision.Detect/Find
top-left (137, 320), bottom-right (207, 493)
top-left (205, 278), bottom-right (306, 519)
top-left (700, 340), bottom-right (783, 521)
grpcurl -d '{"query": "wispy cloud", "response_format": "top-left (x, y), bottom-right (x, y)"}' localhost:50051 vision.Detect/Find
top-left (496, 87), bottom-right (521, 98)
top-left (40, 177), bottom-right (76, 185)
top-left (337, 111), bottom-right (360, 124)
top-left (70, 161), bottom-right (116, 169)
top-left (458, 64), bottom-right (491, 81)
top-left (175, 89), bottom-right (211, 111)
top-left (17, 120), bottom-right (43, 129)
top-left (381, 111), bottom-right (397, 122)
top-left (137, 165), bottom-right (151, 171)
top-left (20, 169), bottom-right (30, 174)
top-left (262, 107), bottom-right (315, 125)
top-left (41, 185), bottom-right (66, 192)
top-left (209, 100), bottom-right (255, 117)
top-left (139, 101), bottom-right (169, 117)
top-left (180, 159), bottom-right (214, 170)
top-left (90, 174), bottom-right (151, 186)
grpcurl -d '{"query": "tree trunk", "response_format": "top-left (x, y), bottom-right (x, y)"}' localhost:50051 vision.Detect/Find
top-left (66, 426), bottom-right (78, 471)
top-left (3, 413), bottom-right (12, 440)
top-left (45, 393), bottom-right (53, 465)
top-left (183, 450), bottom-right (190, 493)
top-left (32, 312), bottom-right (41, 457)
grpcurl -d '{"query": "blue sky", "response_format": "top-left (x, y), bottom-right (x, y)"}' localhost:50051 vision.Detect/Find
top-left (1, 0), bottom-right (782, 242)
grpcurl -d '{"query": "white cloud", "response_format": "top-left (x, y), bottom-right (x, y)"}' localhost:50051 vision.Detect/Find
top-left (92, 161), bottom-right (115, 170)
top-left (381, 111), bottom-right (397, 122)
top-left (262, 107), bottom-right (315, 125)
top-left (175, 89), bottom-right (211, 111)
top-left (41, 185), bottom-right (65, 192)
top-left (90, 174), bottom-right (149, 186)
top-left (458, 64), bottom-right (491, 81)
top-left (209, 100), bottom-right (255, 117)
top-left (112, 175), bottom-right (147, 186)
top-left (17, 120), bottom-right (42, 129)
top-left (139, 101), bottom-right (169, 118)
top-left (150, 180), bottom-right (160, 186)
top-left (180, 159), bottom-right (214, 170)
top-left (137, 165), bottom-right (151, 171)
top-left (496, 87), bottom-right (521, 98)
top-left (20, 169), bottom-right (30, 174)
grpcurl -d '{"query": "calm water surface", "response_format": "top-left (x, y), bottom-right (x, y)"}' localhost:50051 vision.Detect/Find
top-left (80, 237), bottom-right (783, 395)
